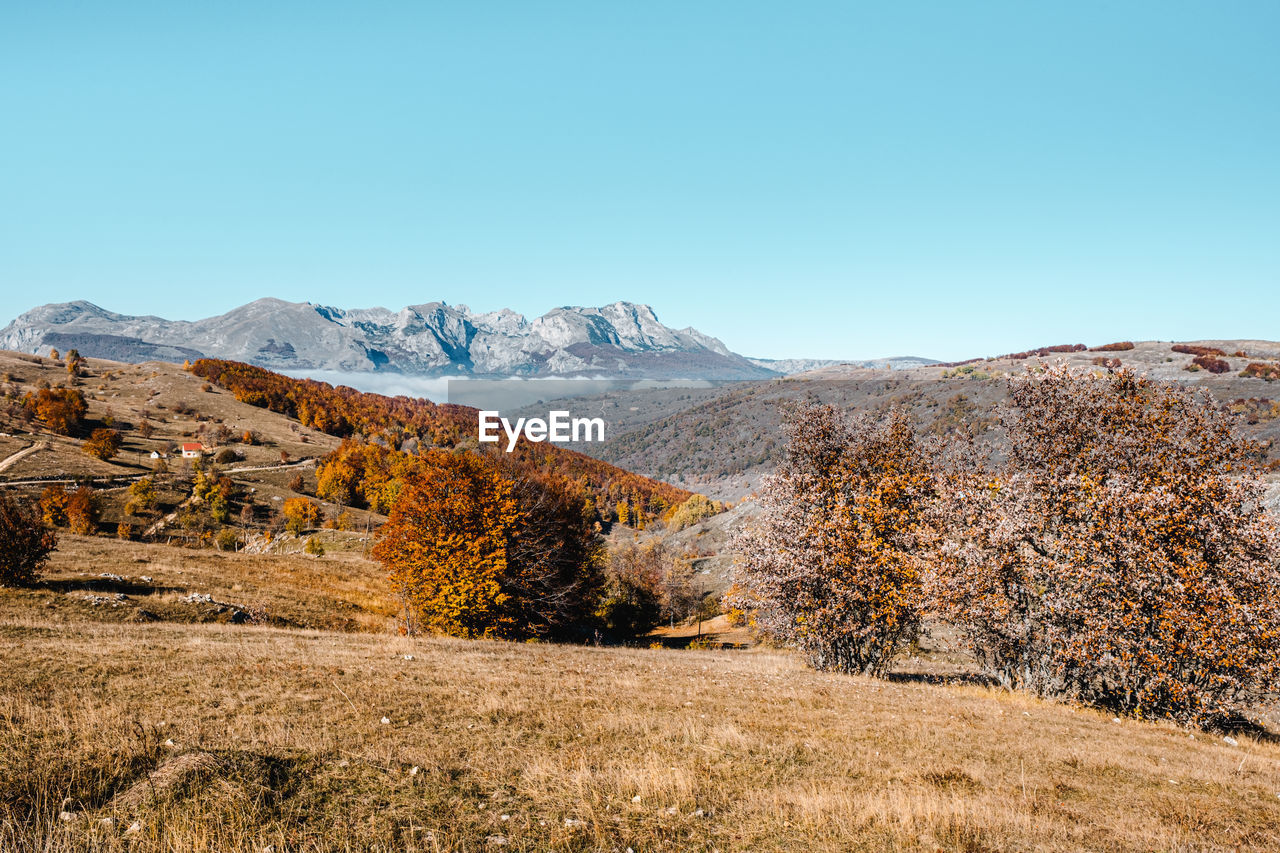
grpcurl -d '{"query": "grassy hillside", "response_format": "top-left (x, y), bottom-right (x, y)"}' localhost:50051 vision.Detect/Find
top-left (4, 606), bottom-right (1280, 852)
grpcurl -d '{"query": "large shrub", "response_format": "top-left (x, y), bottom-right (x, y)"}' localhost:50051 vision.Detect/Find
top-left (933, 365), bottom-right (1280, 725)
top-left (731, 405), bottom-right (937, 676)
top-left (0, 492), bottom-right (58, 587)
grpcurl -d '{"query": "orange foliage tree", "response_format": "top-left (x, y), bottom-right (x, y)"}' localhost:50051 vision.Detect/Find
top-left (39, 486), bottom-right (68, 526)
top-left (730, 405), bottom-right (938, 676)
top-left (373, 450), bottom-right (603, 640)
top-left (65, 486), bottom-right (98, 535)
top-left (22, 387), bottom-right (87, 435)
top-left (932, 365), bottom-right (1280, 725)
top-left (82, 428), bottom-right (122, 460)
top-left (282, 497), bottom-right (323, 534)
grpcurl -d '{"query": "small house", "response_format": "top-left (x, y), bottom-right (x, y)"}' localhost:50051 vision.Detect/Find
top-left (181, 442), bottom-right (205, 459)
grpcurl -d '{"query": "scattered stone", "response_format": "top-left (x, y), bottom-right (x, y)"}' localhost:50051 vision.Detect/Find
top-left (124, 821), bottom-right (141, 835)
top-left (81, 593), bottom-right (127, 607)
top-left (485, 836), bottom-right (507, 846)
top-left (563, 818), bottom-right (583, 828)
top-left (1223, 736), bottom-right (1239, 747)
top-left (403, 654), bottom-right (415, 661)
top-left (58, 811), bottom-right (76, 822)
top-left (380, 717), bottom-right (391, 725)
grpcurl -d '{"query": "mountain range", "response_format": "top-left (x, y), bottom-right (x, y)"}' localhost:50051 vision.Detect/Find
top-left (0, 299), bottom-right (936, 379)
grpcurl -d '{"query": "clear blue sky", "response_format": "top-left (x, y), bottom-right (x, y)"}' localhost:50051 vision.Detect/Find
top-left (2, 2), bottom-right (1277, 362)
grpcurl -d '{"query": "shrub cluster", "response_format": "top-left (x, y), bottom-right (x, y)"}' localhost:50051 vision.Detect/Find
top-left (1241, 362), bottom-right (1280, 381)
top-left (1089, 341), bottom-right (1136, 352)
top-left (733, 368), bottom-right (1280, 726)
top-left (1190, 354), bottom-right (1231, 374)
top-left (1172, 344), bottom-right (1226, 357)
top-left (1005, 344), bottom-right (1086, 360)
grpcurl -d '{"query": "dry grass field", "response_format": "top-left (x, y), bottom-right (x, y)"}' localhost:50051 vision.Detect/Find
top-left (5, 540), bottom-right (1280, 852)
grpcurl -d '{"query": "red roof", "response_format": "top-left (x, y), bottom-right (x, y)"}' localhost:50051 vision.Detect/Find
top-left (181, 443), bottom-right (203, 451)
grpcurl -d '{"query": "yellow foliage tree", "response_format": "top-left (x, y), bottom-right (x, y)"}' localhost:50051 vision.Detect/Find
top-left (375, 453), bottom-right (521, 638)
top-left (282, 497), bottom-right (323, 535)
top-left (373, 451), bottom-right (604, 640)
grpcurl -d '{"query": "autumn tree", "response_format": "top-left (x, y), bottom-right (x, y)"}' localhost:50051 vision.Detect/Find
top-left (932, 365), bottom-right (1280, 725)
top-left (667, 493), bottom-right (721, 531)
top-left (125, 477), bottom-right (158, 516)
top-left (731, 405), bottom-right (937, 676)
top-left (659, 551), bottom-right (701, 626)
top-left (82, 428), bottom-right (122, 461)
top-left (23, 387), bottom-right (87, 435)
top-left (39, 485), bottom-right (68, 526)
top-left (282, 497), bottom-right (323, 534)
top-left (597, 539), bottom-right (664, 637)
top-left (374, 450), bottom-right (603, 640)
top-left (64, 486), bottom-right (98, 535)
top-left (65, 349), bottom-right (85, 378)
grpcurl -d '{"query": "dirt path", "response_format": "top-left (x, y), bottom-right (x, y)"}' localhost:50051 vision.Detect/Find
top-left (0, 456), bottom-right (318, 487)
top-left (224, 458), bottom-right (317, 474)
top-left (0, 441), bottom-right (48, 474)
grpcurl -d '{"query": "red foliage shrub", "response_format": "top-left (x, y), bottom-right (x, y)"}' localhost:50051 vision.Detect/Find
top-left (1005, 344), bottom-right (1087, 360)
top-left (21, 387), bottom-right (87, 435)
top-left (1091, 357), bottom-right (1121, 369)
top-left (1172, 344), bottom-right (1226, 357)
top-left (1241, 362), bottom-right (1280, 381)
top-left (1190, 355), bottom-right (1230, 374)
top-left (1090, 341), bottom-right (1135, 352)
